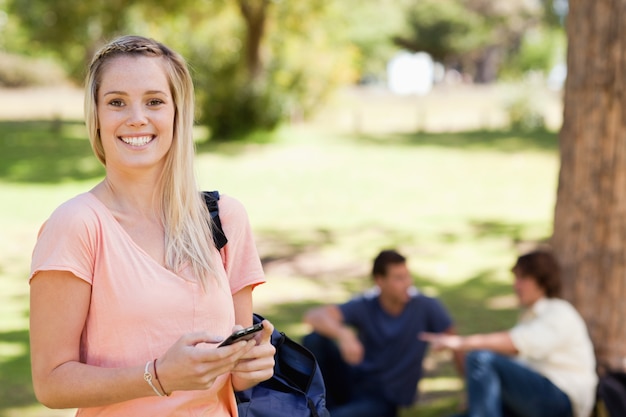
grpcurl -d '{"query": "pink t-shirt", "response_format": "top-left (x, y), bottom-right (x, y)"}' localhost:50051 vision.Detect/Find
top-left (30, 192), bottom-right (265, 417)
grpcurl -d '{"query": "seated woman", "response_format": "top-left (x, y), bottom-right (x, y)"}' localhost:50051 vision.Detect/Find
top-left (421, 249), bottom-right (597, 417)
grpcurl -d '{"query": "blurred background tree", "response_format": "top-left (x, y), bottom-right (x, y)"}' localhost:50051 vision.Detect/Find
top-left (5, 0), bottom-right (197, 79)
top-left (2, 0), bottom-right (564, 138)
top-left (392, 0), bottom-right (562, 83)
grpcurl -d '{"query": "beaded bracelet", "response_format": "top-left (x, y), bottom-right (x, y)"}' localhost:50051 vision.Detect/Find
top-left (144, 360), bottom-right (165, 397)
top-left (153, 358), bottom-right (170, 396)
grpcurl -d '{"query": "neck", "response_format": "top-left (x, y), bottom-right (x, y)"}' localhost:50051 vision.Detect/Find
top-left (94, 176), bottom-right (162, 219)
top-left (524, 295), bottom-right (546, 309)
top-left (378, 296), bottom-right (405, 316)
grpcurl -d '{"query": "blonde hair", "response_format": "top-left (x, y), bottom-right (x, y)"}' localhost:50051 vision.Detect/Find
top-left (85, 35), bottom-right (222, 287)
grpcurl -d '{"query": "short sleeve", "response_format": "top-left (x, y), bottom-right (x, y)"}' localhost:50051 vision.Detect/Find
top-left (30, 195), bottom-right (98, 284)
top-left (217, 194), bottom-right (265, 294)
top-left (425, 296), bottom-right (453, 333)
top-left (339, 297), bottom-right (366, 326)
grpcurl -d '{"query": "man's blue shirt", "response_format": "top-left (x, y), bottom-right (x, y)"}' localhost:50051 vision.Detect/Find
top-left (339, 287), bottom-right (453, 406)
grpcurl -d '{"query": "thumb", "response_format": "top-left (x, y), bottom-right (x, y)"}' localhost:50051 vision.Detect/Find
top-left (259, 320), bottom-right (274, 344)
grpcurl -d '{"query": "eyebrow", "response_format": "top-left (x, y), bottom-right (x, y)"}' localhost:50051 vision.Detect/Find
top-left (102, 90), bottom-right (169, 96)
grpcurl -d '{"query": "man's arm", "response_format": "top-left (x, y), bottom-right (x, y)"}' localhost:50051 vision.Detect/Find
top-left (304, 305), bottom-right (363, 365)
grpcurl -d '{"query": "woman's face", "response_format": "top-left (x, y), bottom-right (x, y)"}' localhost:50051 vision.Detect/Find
top-left (96, 55), bottom-right (175, 173)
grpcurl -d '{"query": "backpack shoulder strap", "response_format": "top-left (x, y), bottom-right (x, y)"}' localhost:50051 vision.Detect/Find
top-left (202, 191), bottom-right (228, 250)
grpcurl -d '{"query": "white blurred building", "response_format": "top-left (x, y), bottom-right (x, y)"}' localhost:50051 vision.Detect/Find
top-left (387, 51), bottom-right (434, 96)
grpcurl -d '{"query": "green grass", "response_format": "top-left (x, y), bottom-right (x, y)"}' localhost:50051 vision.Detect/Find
top-left (0, 117), bottom-right (559, 416)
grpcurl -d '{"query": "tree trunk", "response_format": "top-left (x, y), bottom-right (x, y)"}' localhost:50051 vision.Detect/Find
top-left (237, 0), bottom-right (270, 81)
top-left (552, 0), bottom-right (626, 373)
top-left (473, 46), bottom-right (502, 83)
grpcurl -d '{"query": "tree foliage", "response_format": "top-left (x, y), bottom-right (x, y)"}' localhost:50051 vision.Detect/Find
top-left (393, 0), bottom-right (549, 82)
top-left (5, 0), bottom-right (357, 139)
top-left (4, 0), bottom-right (564, 137)
top-left (7, 0), bottom-right (197, 78)
top-left (182, 1), bottom-right (357, 139)
top-left (337, 0), bottom-right (409, 81)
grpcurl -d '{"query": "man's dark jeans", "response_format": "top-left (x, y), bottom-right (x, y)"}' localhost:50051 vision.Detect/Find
top-left (302, 332), bottom-right (397, 417)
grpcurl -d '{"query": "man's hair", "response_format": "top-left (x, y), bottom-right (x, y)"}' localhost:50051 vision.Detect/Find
top-left (511, 250), bottom-right (561, 298)
top-left (372, 249), bottom-right (406, 278)
top-left (83, 35), bottom-right (222, 288)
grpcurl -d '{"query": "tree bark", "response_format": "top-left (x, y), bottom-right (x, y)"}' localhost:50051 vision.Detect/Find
top-left (237, 0), bottom-right (270, 81)
top-left (552, 0), bottom-right (626, 373)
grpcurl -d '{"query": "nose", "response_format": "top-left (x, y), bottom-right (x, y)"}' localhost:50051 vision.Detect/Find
top-left (126, 104), bottom-right (148, 126)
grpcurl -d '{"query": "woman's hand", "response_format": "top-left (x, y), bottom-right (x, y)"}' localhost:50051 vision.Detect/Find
top-left (230, 319), bottom-right (276, 392)
top-left (420, 332), bottom-right (464, 351)
top-left (155, 331), bottom-right (257, 394)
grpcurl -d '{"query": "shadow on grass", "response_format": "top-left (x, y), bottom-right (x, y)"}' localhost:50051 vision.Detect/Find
top-left (1, 118), bottom-right (536, 415)
top-left (257, 267), bottom-right (517, 417)
top-left (0, 119), bottom-right (267, 184)
top-left (438, 272), bottom-right (517, 334)
top-left (0, 120), bottom-right (104, 183)
top-left (0, 328), bottom-right (35, 412)
top-left (253, 223), bottom-right (522, 403)
top-left (354, 128), bottom-right (558, 153)
top-left (2, 233), bottom-right (521, 416)
top-left (0, 120), bottom-right (557, 185)
top-left (251, 220), bottom-right (525, 414)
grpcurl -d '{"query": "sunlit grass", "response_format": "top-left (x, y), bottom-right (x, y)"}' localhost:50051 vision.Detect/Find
top-left (197, 125), bottom-right (557, 286)
top-left (0, 342), bottom-right (28, 363)
top-left (0, 111), bottom-right (558, 416)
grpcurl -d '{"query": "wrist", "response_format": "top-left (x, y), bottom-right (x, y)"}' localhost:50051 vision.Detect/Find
top-left (336, 326), bottom-right (356, 342)
top-left (143, 359), bottom-right (170, 397)
top-left (153, 358), bottom-right (170, 396)
top-left (144, 360), bottom-right (166, 397)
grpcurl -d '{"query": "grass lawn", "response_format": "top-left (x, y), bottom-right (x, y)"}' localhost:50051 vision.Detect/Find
top-left (0, 85), bottom-right (560, 417)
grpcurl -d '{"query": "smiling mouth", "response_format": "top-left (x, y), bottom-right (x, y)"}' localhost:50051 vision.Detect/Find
top-left (120, 135), bottom-right (154, 146)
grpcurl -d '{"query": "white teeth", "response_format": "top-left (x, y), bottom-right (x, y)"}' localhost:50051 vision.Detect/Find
top-left (121, 136), bottom-right (152, 146)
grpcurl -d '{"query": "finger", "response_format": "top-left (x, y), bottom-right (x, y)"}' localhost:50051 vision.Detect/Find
top-left (183, 331), bottom-right (225, 347)
top-left (217, 340), bottom-right (261, 365)
top-left (238, 340), bottom-right (276, 361)
top-left (419, 332), bottom-right (434, 341)
top-left (233, 351), bottom-right (275, 372)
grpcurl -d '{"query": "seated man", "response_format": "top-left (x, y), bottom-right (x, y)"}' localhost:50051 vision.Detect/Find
top-left (421, 249), bottom-right (598, 417)
top-left (303, 249), bottom-right (461, 417)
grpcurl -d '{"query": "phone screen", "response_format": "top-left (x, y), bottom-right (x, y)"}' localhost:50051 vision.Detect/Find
top-left (218, 322), bottom-right (264, 347)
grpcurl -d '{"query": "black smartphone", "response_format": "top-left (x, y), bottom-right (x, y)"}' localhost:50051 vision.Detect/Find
top-left (218, 322), bottom-right (264, 347)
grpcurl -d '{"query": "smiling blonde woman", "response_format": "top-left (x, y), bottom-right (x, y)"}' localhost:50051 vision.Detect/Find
top-left (29, 35), bottom-right (275, 417)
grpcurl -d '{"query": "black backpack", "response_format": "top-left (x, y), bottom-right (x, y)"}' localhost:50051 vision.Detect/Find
top-left (595, 372), bottom-right (626, 417)
top-left (202, 191), bottom-right (331, 417)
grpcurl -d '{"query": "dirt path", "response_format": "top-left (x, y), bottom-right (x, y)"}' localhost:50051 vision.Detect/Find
top-left (0, 86), bottom-right (84, 120)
